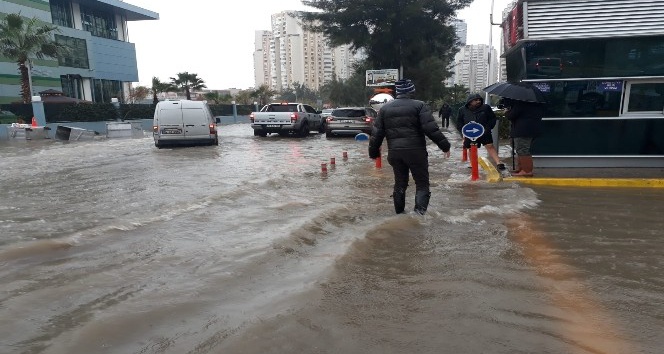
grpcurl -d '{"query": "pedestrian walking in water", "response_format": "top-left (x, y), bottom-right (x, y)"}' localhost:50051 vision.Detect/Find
top-left (503, 98), bottom-right (545, 177)
top-left (368, 79), bottom-right (451, 215)
top-left (456, 93), bottom-right (505, 171)
top-left (438, 103), bottom-right (452, 129)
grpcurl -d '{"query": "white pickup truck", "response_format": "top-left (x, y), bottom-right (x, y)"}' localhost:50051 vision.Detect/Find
top-left (250, 102), bottom-right (324, 137)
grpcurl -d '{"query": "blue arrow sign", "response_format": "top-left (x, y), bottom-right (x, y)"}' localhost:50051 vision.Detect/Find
top-left (462, 121), bottom-right (484, 141)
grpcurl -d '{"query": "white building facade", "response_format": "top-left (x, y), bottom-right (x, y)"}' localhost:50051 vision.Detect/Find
top-left (448, 44), bottom-right (499, 93)
top-left (253, 11), bottom-right (359, 92)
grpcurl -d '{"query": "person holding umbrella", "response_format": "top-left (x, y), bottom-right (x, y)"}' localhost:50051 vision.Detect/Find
top-left (502, 98), bottom-right (545, 176)
top-left (484, 82), bottom-right (547, 177)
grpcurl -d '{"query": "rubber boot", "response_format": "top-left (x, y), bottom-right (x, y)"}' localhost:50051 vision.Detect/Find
top-left (414, 190), bottom-right (431, 215)
top-left (513, 156), bottom-right (533, 177)
top-left (392, 188), bottom-right (406, 214)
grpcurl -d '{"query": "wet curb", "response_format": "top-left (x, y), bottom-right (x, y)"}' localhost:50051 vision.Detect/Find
top-left (479, 158), bottom-right (664, 188)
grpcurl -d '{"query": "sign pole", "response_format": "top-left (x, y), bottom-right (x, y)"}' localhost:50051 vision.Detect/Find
top-left (471, 143), bottom-right (479, 181)
top-left (461, 121), bottom-right (485, 182)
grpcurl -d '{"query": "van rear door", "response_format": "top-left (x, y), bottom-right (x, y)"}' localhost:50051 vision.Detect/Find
top-left (158, 107), bottom-right (185, 138)
top-left (183, 107), bottom-right (210, 138)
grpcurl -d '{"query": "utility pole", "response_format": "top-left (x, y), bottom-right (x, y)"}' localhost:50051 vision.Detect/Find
top-left (487, 0), bottom-right (502, 151)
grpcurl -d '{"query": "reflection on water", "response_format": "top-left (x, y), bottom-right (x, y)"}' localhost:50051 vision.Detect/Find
top-left (0, 125), bottom-right (662, 354)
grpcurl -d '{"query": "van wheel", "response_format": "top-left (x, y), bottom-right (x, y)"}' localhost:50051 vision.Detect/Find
top-left (299, 123), bottom-right (309, 137)
top-left (155, 141), bottom-right (163, 149)
top-left (318, 122), bottom-right (325, 133)
top-left (325, 131), bottom-right (333, 138)
top-left (253, 130), bottom-right (267, 137)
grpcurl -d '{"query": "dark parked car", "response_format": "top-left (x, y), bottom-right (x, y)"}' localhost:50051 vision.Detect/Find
top-left (325, 107), bottom-right (377, 138)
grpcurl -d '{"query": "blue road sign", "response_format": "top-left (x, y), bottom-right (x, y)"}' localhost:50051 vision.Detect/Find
top-left (462, 121), bottom-right (484, 141)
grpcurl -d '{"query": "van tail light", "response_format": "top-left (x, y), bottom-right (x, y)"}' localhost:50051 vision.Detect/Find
top-left (152, 125), bottom-right (158, 133)
top-left (249, 112), bottom-right (255, 123)
top-left (365, 116), bottom-right (373, 123)
top-left (326, 116), bottom-right (333, 123)
top-left (209, 123), bottom-right (216, 134)
top-left (290, 113), bottom-right (298, 123)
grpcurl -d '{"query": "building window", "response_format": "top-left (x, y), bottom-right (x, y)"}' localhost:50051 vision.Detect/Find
top-left (61, 74), bottom-right (84, 100)
top-left (80, 5), bottom-right (118, 40)
top-left (624, 80), bottom-right (664, 115)
top-left (93, 79), bottom-right (123, 103)
top-left (55, 35), bottom-right (89, 69)
top-left (514, 36), bottom-right (664, 80)
top-left (50, 0), bottom-right (73, 28)
top-left (529, 80), bottom-right (622, 118)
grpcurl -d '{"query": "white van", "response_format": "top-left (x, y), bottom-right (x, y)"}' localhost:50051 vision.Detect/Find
top-left (152, 100), bottom-right (220, 148)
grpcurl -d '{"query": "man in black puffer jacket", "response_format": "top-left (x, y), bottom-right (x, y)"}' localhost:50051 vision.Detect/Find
top-left (368, 79), bottom-right (451, 215)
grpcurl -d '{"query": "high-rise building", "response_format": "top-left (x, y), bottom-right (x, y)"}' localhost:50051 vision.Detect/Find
top-left (452, 18), bottom-right (467, 46)
top-left (254, 11), bottom-right (360, 92)
top-left (448, 44), bottom-right (498, 93)
top-left (253, 30), bottom-right (273, 89)
top-left (0, 0), bottom-right (158, 104)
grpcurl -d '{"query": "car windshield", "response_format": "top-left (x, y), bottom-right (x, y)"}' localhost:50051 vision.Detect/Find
top-left (332, 109), bottom-right (364, 117)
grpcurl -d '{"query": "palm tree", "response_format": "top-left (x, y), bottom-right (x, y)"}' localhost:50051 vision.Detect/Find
top-left (0, 13), bottom-right (66, 103)
top-left (234, 90), bottom-right (254, 105)
top-left (150, 77), bottom-right (171, 105)
top-left (251, 84), bottom-right (277, 106)
top-left (169, 72), bottom-right (206, 100)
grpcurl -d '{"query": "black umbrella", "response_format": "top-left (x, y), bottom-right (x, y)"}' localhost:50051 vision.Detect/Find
top-left (483, 82), bottom-right (547, 103)
top-left (484, 82), bottom-right (547, 173)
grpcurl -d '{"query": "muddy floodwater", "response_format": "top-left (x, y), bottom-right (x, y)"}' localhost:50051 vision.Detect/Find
top-left (1, 124), bottom-right (662, 354)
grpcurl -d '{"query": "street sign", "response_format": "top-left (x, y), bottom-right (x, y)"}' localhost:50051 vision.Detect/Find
top-left (462, 121), bottom-right (484, 141)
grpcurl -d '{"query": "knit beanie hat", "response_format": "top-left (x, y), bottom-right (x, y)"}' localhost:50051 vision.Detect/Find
top-left (395, 79), bottom-right (415, 95)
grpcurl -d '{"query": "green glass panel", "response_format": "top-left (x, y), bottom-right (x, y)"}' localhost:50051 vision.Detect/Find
top-left (533, 119), bottom-right (664, 155)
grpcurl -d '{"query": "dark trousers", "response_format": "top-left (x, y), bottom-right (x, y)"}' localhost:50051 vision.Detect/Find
top-left (387, 149), bottom-right (430, 193)
top-left (442, 116), bottom-right (450, 128)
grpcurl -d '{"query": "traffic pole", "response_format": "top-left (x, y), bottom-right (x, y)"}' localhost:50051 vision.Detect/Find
top-left (462, 147), bottom-right (468, 162)
top-left (470, 143), bottom-right (479, 181)
top-left (375, 148), bottom-right (382, 168)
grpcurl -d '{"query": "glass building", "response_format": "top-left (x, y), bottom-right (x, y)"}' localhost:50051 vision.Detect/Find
top-left (501, 0), bottom-right (664, 167)
top-left (0, 0), bottom-right (158, 104)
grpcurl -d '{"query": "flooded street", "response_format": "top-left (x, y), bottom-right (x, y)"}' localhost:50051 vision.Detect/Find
top-left (1, 124), bottom-right (662, 354)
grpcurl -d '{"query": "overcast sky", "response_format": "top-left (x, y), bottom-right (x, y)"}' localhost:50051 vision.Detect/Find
top-left (126, 0), bottom-right (514, 90)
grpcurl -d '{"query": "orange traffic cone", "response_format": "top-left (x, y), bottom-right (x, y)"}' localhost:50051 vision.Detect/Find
top-left (31, 117), bottom-right (38, 127)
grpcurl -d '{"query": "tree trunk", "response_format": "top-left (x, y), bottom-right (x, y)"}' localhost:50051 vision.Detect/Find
top-left (19, 61), bottom-right (32, 103)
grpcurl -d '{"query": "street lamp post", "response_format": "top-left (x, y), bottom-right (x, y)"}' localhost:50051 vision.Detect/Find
top-left (487, 0), bottom-right (502, 150)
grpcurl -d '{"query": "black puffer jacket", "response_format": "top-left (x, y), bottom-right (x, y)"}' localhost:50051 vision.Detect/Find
top-left (456, 93), bottom-right (497, 134)
top-left (368, 96), bottom-right (450, 158)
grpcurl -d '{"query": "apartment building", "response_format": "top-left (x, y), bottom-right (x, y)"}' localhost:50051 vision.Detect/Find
top-left (0, 0), bottom-right (157, 104)
top-left (448, 44), bottom-right (499, 93)
top-left (253, 11), bottom-right (359, 92)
